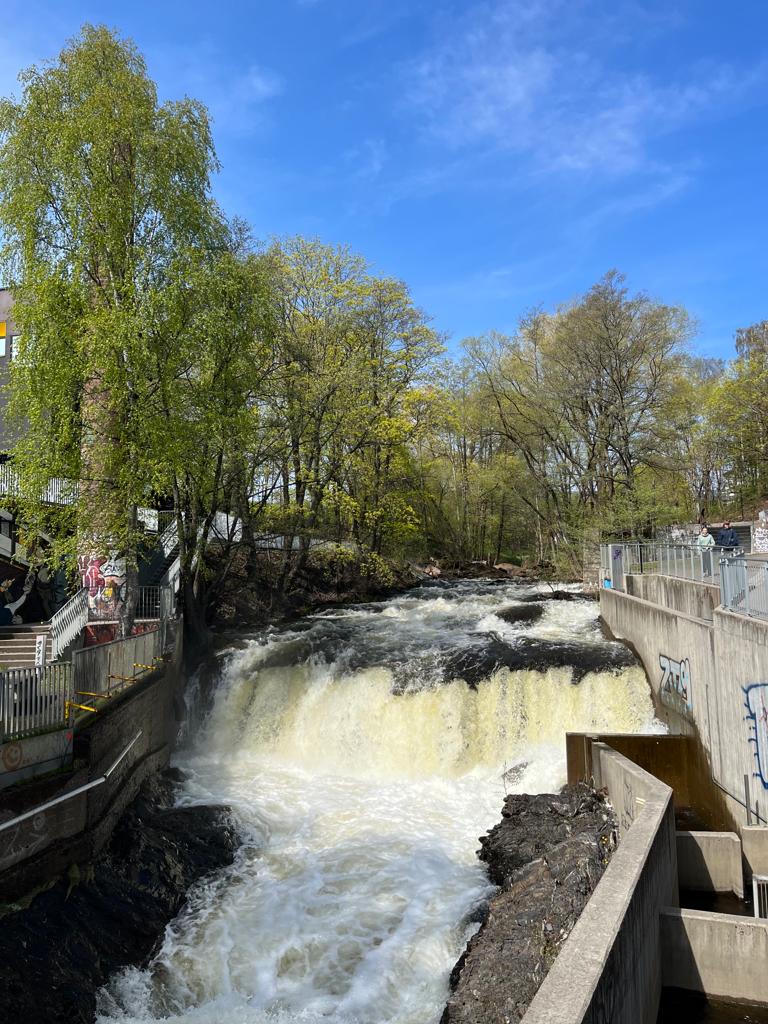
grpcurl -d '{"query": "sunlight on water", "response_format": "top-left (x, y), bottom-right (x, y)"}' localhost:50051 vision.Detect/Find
top-left (97, 581), bottom-right (660, 1024)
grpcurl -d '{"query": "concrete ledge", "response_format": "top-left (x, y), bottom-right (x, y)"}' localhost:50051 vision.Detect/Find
top-left (677, 831), bottom-right (744, 898)
top-left (742, 826), bottom-right (768, 878)
top-left (625, 574), bottom-right (720, 621)
top-left (661, 908), bottom-right (768, 1003)
top-left (522, 743), bottom-right (677, 1024)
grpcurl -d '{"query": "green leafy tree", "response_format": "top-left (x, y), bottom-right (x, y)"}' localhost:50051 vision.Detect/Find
top-left (0, 24), bottom-right (219, 634)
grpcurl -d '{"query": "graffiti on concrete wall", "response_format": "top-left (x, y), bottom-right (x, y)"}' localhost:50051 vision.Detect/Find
top-left (745, 683), bottom-right (768, 789)
top-left (754, 523), bottom-right (768, 555)
top-left (78, 551), bottom-right (126, 621)
top-left (659, 654), bottom-right (692, 717)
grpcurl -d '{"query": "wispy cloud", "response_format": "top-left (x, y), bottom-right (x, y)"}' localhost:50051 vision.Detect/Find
top-left (147, 42), bottom-right (284, 136)
top-left (405, 0), bottom-right (768, 176)
top-left (235, 64), bottom-right (283, 103)
top-left (345, 137), bottom-right (388, 180)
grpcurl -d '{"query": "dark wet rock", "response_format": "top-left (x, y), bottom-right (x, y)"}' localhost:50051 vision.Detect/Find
top-left (441, 784), bottom-right (616, 1024)
top-left (0, 771), bottom-right (240, 1024)
top-left (444, 635), bottom-right (639, 687)
top-left (496, 604), bottom-right (545, 625)
top-left (518, 590), bottom-right (587, 603)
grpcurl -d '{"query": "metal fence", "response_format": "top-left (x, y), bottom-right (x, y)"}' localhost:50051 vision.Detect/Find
top-left (1, 662), bottom-right (73, 741)
top-left (720, 556), bottom-right (768, 621)
top-left (601, 542), bottom-right (739, 591)
top-left (72, 627), bottom-right (164, 698)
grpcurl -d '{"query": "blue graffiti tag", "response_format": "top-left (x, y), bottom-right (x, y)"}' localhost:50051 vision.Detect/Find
top-left (744, 683), bottom-right (768, 790)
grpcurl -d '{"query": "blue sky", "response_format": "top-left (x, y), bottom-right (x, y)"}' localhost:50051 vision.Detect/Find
top-left (3, 0), bottom-right (768, 358)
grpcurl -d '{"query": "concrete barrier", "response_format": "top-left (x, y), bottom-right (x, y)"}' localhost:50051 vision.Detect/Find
top-left (677, 831), bottom-right (743, 897)
top-left (625, 574), bottom-right (720, 621)
top-left (522, 742), bottom-right (677, 1024)
top-left (661, 908), bottom-right (768, 1002)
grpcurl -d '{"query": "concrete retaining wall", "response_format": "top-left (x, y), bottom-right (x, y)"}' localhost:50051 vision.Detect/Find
top-left (661, 908), bottom-right (768, 1002)
top-left (601, 583), bottom-right (768, 830)
top-left (0, 658), bottom-right (181, 900)
top-left (625, 574), bottom-right (720, 621)
top-left (601, 587), bottom-right (713, 739)
top-left (676, 831), bottom-right (743, 897)
top-left (522, 742), bottom-right (677, 1024)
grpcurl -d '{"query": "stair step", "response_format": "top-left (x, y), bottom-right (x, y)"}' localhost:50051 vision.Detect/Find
top-left (0, 622), bottom-right (51, 630)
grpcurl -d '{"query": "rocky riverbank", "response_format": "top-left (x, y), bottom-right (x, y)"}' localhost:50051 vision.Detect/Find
top-left (210, 546), bottom-right (565, 630)
top-left (441, 783), bottom-right (616, 1024)
top-left (0, 770), bottom-right (239, 1024)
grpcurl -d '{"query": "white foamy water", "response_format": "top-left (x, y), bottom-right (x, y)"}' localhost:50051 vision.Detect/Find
top-left (97, 581), bottom-right (660, 1024)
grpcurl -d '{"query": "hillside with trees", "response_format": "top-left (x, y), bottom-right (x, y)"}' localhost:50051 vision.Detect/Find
top-left (0, 26), bottom-right (765, 636)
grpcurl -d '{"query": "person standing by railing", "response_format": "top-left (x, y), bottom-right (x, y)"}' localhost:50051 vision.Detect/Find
top-left (717, 520), bottom-right (739, 552)
top-left (697, 526), bottom-right (716, 577)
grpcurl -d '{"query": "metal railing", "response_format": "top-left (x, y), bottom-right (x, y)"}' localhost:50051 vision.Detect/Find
top-left (50, 587), bottom-right (89, 660)
top-left (0, 730), bottom-right (142, 835)
top-left (138, 509), bottom-right (177, 536)
top-left (72, 627), bottom-right (164, 697)
top-left (85, 584), bottom-right (173, 623)
top-left (1, 662), bottom-right (73, 741)
top-left (0, 463), bottom-right (79, 506)
top-left (601, 542), bottom-right (738, 591)
top-left (51, 584), bottom-right (173, 656)
top-left (720, 556), bottom-right (768, 621)
top-left (754, 875), bottom-right (768, 919)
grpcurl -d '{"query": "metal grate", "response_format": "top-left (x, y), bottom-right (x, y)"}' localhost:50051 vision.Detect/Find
top-left (752, 874), bottom-right (768, 919)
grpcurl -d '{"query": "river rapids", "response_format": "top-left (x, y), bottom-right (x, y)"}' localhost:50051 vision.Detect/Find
top-left (96, 579), bottom-right (660, 1024)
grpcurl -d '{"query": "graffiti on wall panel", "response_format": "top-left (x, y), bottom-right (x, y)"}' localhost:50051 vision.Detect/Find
top-left (745, 683), bottom-right (768, 789)
top-left (659, 654), bottom-right (692, 718)
top-left (77, 551), bottom-right (126, 621)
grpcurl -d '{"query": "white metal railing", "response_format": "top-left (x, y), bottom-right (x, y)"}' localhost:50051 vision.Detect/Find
top-left (1, 661), bottom-right (73, 741)
top-left (50, 584), bottom-right (173, 655)
top-left (601, 542), bottom-right (738, 591)
top-left (721, 556), bottom-right (768, 621)
top-left (0, 463), bottom-right (78, 505)
top-left (754, 874), bottom-right (768, 919)
top-left (50, 587), bottom-right (89, 660)
top-left (159, 516), bottom-right (179, 558)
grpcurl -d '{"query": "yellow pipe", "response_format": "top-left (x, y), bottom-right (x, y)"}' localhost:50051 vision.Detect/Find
top-left (66, 700), bottom-right (97, 714)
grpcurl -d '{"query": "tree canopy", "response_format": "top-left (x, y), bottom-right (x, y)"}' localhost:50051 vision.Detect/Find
top-left (0, 25), bottom-right (766, 635)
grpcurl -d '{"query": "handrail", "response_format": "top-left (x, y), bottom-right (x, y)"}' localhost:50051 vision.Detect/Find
top-left (50, 588), bottom-right (89, 660)
top-left (0, 730), bottom-right (142, 833)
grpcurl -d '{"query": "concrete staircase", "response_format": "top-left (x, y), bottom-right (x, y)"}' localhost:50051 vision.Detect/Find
top-left (0, 623), bottom-right (52, 669)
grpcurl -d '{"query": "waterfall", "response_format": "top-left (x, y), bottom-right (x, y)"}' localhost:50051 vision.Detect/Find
top-left (97, 581), bottom-right (660, 1024)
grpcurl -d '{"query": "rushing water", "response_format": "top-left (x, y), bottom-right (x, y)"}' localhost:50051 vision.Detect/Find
top-left (97, 580), bottom-right (660, 1024)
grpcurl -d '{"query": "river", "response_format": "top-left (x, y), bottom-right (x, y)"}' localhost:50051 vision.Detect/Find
top-left (96, 579), bottom-right (660, 1024)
